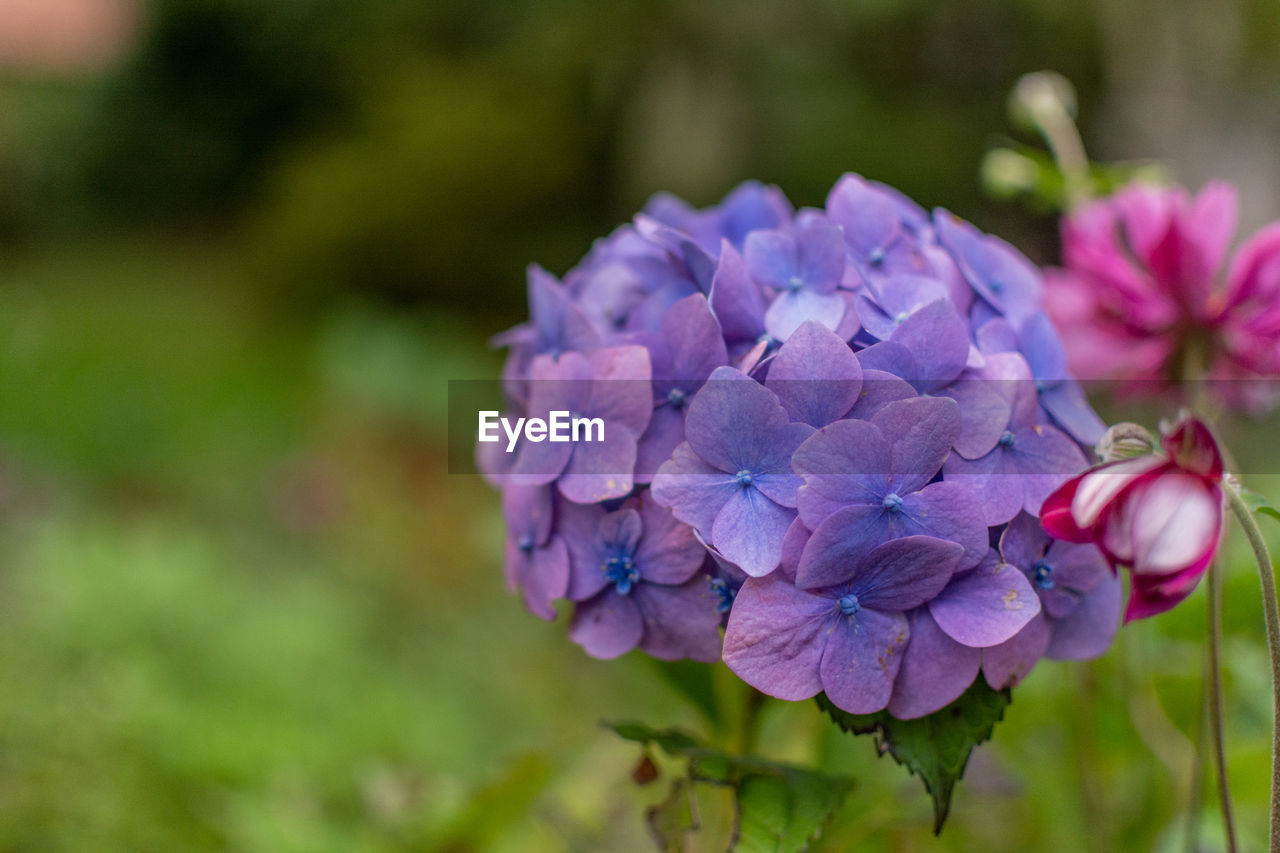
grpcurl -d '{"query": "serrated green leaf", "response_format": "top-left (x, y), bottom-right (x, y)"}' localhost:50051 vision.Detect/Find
top-left (817, 680), bottom-right (1010, 834)
top-left (732, 769), bottom-right (853, 853)
top-left (647, 778), bottom-right (699, 853)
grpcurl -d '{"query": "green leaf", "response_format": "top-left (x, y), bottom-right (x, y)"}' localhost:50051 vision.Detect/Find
top-left (647, 778), bottom-right (699, 853)
top-left (817, 679), bottom-right (1011, 834)
top-left (1241, 488), bottom-right (1280, 524)
top-left (733, 769), bottom-right (853, 853)
top-left (605, 721), bottom-right (854, 852)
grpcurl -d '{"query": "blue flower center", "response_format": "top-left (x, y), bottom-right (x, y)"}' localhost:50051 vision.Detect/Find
top-left (666, 387), bottom-right (687, 409)
top-left (868, 247), bottom-right (885, 267)
top-left (736, 470), bottom-right (754, 488)
top-left (882, 492), bottom-right (904, 513)
top-left (1033, 559), bottom-right (1055, 590)
top-left (838, 593), bottom-right (861, 616)
top-left (1034, 379), bottom-right (1048, 394)
top-left (999, 430), bottom-right (1016, 449)
top-left (894, 311), bottom-right (909, 326)
top-left (517, 535), bottom-right (535, 553)
top-left (787, 275), bottom-right (804, 293)
top-left (709, 578), bottom-right (736, 614)
top-left (602, 554), bottom-right (639, 595)
top-left (989, 279), bottom-right (1005, 295)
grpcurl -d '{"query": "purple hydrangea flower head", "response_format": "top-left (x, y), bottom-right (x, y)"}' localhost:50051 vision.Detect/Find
top-left (651, 366), bottom-right (813, 577)
top-left (982, 512), bottom-right (1121, 688)
top-left (484, 171), bottom-right (1111, 706)
top-left (723, 535), bottom-right (964, 714)
top-left (561, 496), bottom-right (721, 661)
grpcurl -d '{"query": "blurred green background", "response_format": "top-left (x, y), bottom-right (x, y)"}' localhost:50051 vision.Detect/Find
top-left (2, 0), bottom-right (1280, 850)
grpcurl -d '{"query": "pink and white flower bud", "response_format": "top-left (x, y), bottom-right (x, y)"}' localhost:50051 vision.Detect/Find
top-left (1040, 415), bottom-right (1224, 621)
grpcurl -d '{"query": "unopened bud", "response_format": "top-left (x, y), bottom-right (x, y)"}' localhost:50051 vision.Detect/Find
top-left (1096, 422), bottom-right (1156, 462)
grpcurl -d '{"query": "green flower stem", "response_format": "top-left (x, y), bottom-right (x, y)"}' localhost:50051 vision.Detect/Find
top-left (1225, 484), bottom-right (1280, 851)
top-left (1206, 558), bottom-right (1238, 853)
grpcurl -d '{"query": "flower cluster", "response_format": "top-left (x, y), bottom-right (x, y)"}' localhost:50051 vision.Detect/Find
top-left (1044, 182), bottom-right (1280, 406)
top-left (483, 174), bottom-right (1118, 719)
top-left (1042, 416), bottom-right (1225, 621)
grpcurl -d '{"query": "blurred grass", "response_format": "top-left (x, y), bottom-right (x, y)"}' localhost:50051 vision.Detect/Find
top-left (0, 238), bottom-right (1278, 851)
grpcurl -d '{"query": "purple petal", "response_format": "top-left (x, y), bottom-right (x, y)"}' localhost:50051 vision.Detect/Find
top-left (1046, 572), bottom-right (1121, 660)
top-left (943, 447), bottom-right (1024, 527)
top-left (1039, 381), bottom-right (1107, 446)
top-left (505, 536), bottom-right (570, 620)
top-left (1010, 424), bottom-right (1089, 515)
top-left (934, 210), bottom-right (1042, 324)
top-left (793, 419), bottom-right (892, 525)
top-left (826, 173), bottom-right (900, 256)
top-left (744, 229), bottom-right (798, 291)
top-left (940, 372), bottom-right (1015, 460)
top-left (888, 609), bottom-right (981, 719)
top-left (929, 551), bottom-right (1041, 647)
top-left (634, 580), bottom-right (723, 663)
top-left (558, 426), bottom-right (638, 504)
top-left (765, 321), bottom-right (863, 427)
top-left (569, 592), bottom-right (643, 659)
top-left (844, 535), bottom-right (964, 610)
top-left (711, 486), bottom-right (796, 577)
top-left (527, 264), bottom-right (604, 356)
top-left (634, 498), bottom-right (706, 585)
top-left (900, 481), bottom-right (990, 566)
top-left (764, 289), bottom-right (847, 341)
top-left (796, 503), bottom-right (889, 587)
top-left (998, 511), bottom-right (1049, 573)
top-left (982, 613), bottom-right (1051, 689)
top-left (887, 298), bottom-right (970, 389)
top-left (634, 404), bottom-right (686, 484)
top-left (651, 442), bottom-right (739, 534)
top-left (847, 369), bottom-right (918, 419)
top-left (723, 573), bottom-right (832, 700)
top-left (684, 366), bottom-right (790, 473)
top-left (559, 500), bottom-right (609, 601)
top-left (749, 421), bottom-right (815, 507)
top-left (820, 608), bottom-right (909, 714)
top-left (871, 396), bottom-right (961, 492)
top-left (709, 241), bottom-right (768, 344)
top-left (586, 345), bottom-right (652, 435)
top-left (658, 293), bottom-right (729, 383)
top-left (501, 484), bottom-right (554, 545)
top-left (796, 216), bottom-right (846, 291)
top-left (853, 340), bottom-right (922, 382)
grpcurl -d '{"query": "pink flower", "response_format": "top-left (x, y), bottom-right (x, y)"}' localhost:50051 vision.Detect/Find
top-left (1040, 417), bottom-right (1224, 622)
top-left (1045, 182), bottom-right (1280, 406)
